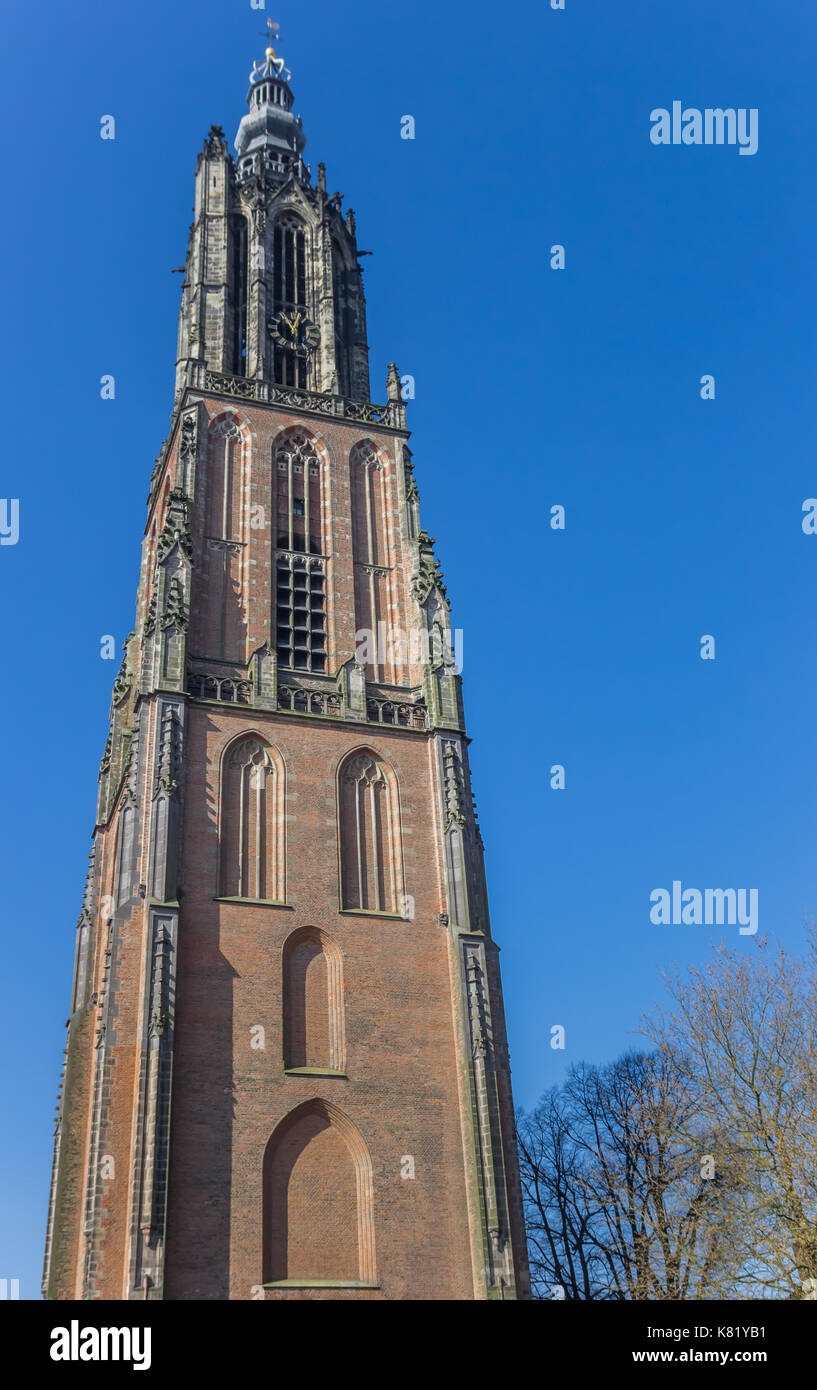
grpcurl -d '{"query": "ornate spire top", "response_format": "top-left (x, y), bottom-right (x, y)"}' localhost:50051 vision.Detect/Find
top-left (250, 19), bottom-right (291, 84)
top-left (236, 18), bottom-right (306, 179)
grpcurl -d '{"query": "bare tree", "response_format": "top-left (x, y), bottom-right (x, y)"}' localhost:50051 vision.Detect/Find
top-left (517, 1087), bottom-right (608, 1300)
top-left (518, 1050), bottom-right (740, 1299)
top-left (643, 934), bottom-right (817, 1299)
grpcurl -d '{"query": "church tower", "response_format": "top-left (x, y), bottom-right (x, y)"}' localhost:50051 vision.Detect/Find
top-left (43, 31), bottom-right (530, 1302)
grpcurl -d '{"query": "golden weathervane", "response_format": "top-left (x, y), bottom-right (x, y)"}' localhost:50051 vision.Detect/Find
top-left (263, 19), bottom-right (281, 58)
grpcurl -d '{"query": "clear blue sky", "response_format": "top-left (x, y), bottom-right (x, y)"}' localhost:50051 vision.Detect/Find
top-left (1, 0), bottom-right (815, 1298)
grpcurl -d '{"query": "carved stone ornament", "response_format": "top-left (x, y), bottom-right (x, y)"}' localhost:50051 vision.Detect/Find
top-left (443, 741), bottom-right (467, 831)
top-left (155, 705), bottom-right (182, 797)
top-left (206, 124), bottom-right (226, 156)
top-left (229, 738), bottom-right (274, 774)
top-left (156, 490), bottom-right (194, 565)
top-left (410, 531), bottom-right (447, 605)
top-left (211, 417), bottom-right (242, 439)
top-left (178, 410), bottom-right (198, 486)
top-left (350, 440), bottom-right (381, 472)
top-left (404, 448), bottom-right (419, 502)
top-left (344, 753), bottom-right (386, 788)
top-left (464, 944), bottom-right (493, 1062)
top-left (99, 731), bottom-right (112, 779)
top-left (111, 640), bottom-right (134, 707)
top-left (160, 576), bottom-right (188, 632)
top-left (206, 538), bottom-right (242, 556)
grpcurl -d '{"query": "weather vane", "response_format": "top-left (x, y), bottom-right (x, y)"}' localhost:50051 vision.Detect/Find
top-left (250, 18), bottom-right (291, 84)
top-left (261, 18), bottom-right (282, 55)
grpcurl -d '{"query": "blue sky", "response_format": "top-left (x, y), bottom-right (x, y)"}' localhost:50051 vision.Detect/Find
top-left (1, 0), bottom-right (815, 1297)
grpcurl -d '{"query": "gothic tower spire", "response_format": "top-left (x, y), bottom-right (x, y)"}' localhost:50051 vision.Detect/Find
top-left (44, 30), bottom-right (530, 1303)
top-left (176, 26), bottom-right (370, 403)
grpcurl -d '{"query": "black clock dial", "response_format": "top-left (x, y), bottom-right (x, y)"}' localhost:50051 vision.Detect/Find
top-left (268, 309), bottom-right (320, 351)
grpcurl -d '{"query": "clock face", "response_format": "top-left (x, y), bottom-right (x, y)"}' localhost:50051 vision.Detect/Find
top-left (268, 309), bottom-right (320, 351)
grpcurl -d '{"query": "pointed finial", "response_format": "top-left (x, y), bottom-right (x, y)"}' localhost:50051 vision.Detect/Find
top-left (386, 362), bottom-right (402, 402)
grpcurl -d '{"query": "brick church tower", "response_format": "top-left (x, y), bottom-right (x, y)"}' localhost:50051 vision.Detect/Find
top-left (43, 32), bottom-right (530, 1302)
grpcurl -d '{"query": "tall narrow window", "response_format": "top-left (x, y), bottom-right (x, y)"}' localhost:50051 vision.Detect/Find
top-left (350, 440), bottom-right (389, 680)
top-left (332, 243), bottom-right (349, 395)
top-left (219, 735), bottom-right (285, 902)
top-left (274, 431), bottom-right (326, 672)
top-left (231, 215), bottom-right (248, 377)
top-left (272, 215), bottom-right (308, 387)
top-left (338, 749), bottom-right (403, 913)
top-left (115, 802), bottom-right (136, 907)
top-left (203, 417), bottom-right (245, 661)
top-left (350, 441), bottom-right (385, 566)
top-left (207, 417), bottom-right (242, 540)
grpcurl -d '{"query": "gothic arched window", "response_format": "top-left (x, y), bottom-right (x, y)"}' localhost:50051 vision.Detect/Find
top-left (263, 1100), bottom-right (376, 1287)
top-left (274, 430), bottom-right (322, 554)
top-left (274, 431), bottom-right (326, 671)
top-left (219, 735), bottom-right (285, 902)
top-left (201, 416), bottom-right (246, 661)
top-left (349, 440), bottom-right (386, 566)
top-left (338, 749), bottom-right (403, 913)
top-left (206, 416), bottom-right (243, 541)
top-left (350, 440), bottom-right (389, 679)
top-left (282, 927), bottom-right (345, 1073)
top-left (115, 801), bottom-right (136, 907)
top-left (272, 215), bottom-right (308, 388)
